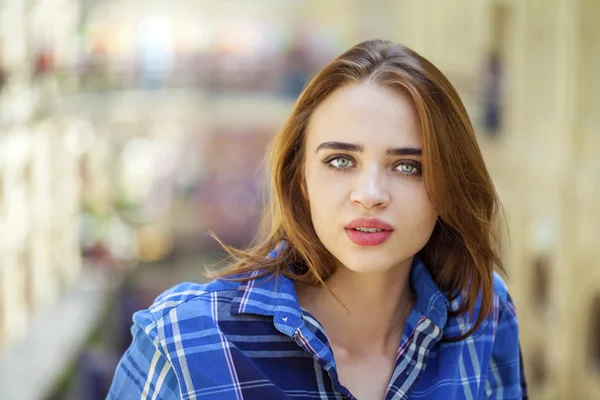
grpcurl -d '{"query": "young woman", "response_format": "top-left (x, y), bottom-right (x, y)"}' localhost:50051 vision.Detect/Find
top-left (108, 40), bottom-right (527, 400)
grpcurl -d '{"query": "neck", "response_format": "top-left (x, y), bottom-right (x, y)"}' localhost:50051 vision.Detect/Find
top-left (296, 257), bottom-right (416, 357)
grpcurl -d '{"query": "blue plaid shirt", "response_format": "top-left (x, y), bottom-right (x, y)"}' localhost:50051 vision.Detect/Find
top-left (108, 254), bottom-right (527, 399)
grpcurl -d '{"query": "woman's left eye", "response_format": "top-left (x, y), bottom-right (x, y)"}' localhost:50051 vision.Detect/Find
top-left (395, 162), bottom-right (421, 175)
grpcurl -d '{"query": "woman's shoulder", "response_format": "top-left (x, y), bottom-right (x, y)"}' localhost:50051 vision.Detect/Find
top-left (109, 276), bottom-right (268, 399)
top-left (491, 271), bottom-right (511, 306)
top-left (491, 270), bottom-right (519, 330)
top-left (132, 278), bottom-right (244, 337)
top-left (443, 271), bottom-right (519, 339)
top-left (469, 271), bottom-right (519, 340)
top-left (490, 271), bottom-right (520, 332)
top-left (432, 272), bottom-right (525, 398)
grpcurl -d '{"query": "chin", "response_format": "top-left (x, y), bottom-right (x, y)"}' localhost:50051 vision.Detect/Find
top-left (341, 263), bottom-right (396, 274)
top-left (334, 243), bottom-right (417, 273)
top-left (336, 250), bottom-right (407, 274)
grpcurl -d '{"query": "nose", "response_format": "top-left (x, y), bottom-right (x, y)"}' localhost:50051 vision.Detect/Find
top-left (349, 166), bottom-right (391, 209)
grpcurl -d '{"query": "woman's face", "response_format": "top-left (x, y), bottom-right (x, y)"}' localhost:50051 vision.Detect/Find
top-left (303, 82), bottom-right (438, 274)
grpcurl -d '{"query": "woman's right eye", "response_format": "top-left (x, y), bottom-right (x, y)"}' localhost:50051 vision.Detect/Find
top-left (327, 156), bottom-right (354, 169)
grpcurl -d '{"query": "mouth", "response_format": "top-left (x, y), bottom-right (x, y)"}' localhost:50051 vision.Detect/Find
top-left (344, 218), bottom-right (394, 231)
top-left (350, 227), bottom-right (387, 233)
top-left (344, 218), bottom-right (394, 246)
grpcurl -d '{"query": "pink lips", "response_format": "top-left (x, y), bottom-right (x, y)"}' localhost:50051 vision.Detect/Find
top-left (344, 218), bottom-right (394, 247)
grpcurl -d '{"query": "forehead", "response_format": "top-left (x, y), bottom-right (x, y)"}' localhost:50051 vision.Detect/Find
top-left (306, 82), bottom-right (422, 149)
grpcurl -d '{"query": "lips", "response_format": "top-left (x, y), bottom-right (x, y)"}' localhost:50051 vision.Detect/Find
top-left (344, 218), bottom-right (394, 246)
top-left (345, 218), bottom-right (394, 231)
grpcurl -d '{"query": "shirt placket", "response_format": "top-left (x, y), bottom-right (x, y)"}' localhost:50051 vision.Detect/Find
top-left (384, 318), bottom-right (443, 400)
top-left (293, 325), bottom-right (357, 399)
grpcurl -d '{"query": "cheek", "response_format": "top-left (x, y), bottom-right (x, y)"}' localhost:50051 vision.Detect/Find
top-left (419, 187), bottom-right (438, 220)
top-left (304, 168), bottom-right (350, 242)
top-left (305, 180), bottom-right (329, 224)
top-left (305, 166), bottom-right (347, 208)
top-left (304, 166), bottom-right (322, 214)
top-left (396, 184), bottom-right (438, 228)
top-left (416, 193), bottom-right (439, 239)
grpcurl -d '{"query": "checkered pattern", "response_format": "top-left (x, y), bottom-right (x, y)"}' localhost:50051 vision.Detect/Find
top-left (108, 251), bottom-right (527, 399)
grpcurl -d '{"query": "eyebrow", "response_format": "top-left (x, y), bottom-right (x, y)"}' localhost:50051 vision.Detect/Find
top-left (316, 141), bottom-right (422, 156)
top-left (385, 147), bottom-right (422, 157)
top-left (316, 141), bottom-right (364, 153)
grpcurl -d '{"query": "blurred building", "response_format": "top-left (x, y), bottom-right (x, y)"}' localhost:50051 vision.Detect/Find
top-left (0, 0), bottom-right (119, 398)
top-left (0, 0), bottom-right (598, 399)
top-left (390, 1), bottom-right (600, 399)
top-left (0, 0), bottom-right (82, 349)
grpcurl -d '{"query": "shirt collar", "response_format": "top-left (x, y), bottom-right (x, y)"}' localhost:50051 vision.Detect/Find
top-left (230, 268), bottom-right (304, 336)
top-left (231, 246), bottom-right (450, 335)
top-left (409, 255), bottom-right (450, 329)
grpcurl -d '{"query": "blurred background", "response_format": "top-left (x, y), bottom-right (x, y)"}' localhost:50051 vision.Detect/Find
top-left (0, 0), bottom-right (598, 399)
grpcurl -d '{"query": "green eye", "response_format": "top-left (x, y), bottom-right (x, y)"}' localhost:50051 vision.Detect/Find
top-left (331, 157), bottom-right (352, 168)
top-left (400, 164), bottom-right (414, 173)
top-left (396, 162), bottom-right (421, 175)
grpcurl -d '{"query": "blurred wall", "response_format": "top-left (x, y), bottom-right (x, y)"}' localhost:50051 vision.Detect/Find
top-left (0, 0), bottom-right (97, 348)
top-left (394, 1), bottom-right (600, 399)
top-left (1, 0), bottom-right (599, 399)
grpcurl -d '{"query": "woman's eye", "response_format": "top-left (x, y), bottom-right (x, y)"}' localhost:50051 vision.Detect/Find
top-left (396, 162), bottom-right (421, 175)
top-left (329, 157), bottom-right (353, 169)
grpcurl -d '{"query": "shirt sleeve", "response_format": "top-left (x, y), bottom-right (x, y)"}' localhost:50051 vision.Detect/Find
top-left (107, 308), bottom-right (181, 399)
top-left (485, 293), bottom-right (528, 399)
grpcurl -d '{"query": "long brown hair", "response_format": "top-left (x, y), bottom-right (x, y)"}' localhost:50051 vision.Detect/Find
top-left (208, 39), bottom-right (506, 340)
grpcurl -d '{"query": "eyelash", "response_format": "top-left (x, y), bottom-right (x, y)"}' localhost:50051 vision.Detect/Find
top-left (322, 154), bottom-right (422, 176)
